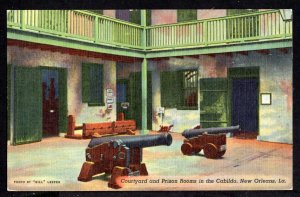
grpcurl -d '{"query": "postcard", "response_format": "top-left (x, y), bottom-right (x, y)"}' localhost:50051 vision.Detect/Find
top-left (7, 9), bottom-right (292, 191)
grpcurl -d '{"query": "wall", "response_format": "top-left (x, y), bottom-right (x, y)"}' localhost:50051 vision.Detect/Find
top-left (150, 49), bottom-right (292, 144)
top-left (197, 9), bottom-right (227, 20)
top-left (103, 10), bottom-right (116, 18)
top-left (7, 46), bottom-right (117, 127)
top-left (231, 49), bottom-right (293, 144)
top-left (151, 10), bottom-right (177, 25)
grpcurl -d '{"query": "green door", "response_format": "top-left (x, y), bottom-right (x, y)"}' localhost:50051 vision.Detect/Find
top-left (200, 78), bottom-right (228, 128)
top-left (13, 66), bottom-right (42, 145)
top-left (58, 68), bottom-right (68, 133)
top-left (128, 72), bottom-right (152, 130)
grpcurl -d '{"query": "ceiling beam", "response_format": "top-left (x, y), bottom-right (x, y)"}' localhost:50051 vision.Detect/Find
top-left (256, 49), bottom-right (270, 55)
top-left (278, 48), bottom-right (289, 54)
top-left (237, 51), bottom-right (248, 56)
top-left (7, 39), bottom-right (142, 63)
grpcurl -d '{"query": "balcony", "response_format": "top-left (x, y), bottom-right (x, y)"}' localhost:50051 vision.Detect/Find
top-left (7, 10), bottom-right (292, 58)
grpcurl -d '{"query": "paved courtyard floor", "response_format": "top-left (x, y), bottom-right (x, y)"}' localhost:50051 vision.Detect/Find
top-left (7, 131), bottom-right (292, 191)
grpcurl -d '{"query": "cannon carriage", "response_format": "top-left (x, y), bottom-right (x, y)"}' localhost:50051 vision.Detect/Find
top-left (78, 133), bottom-right (172, 189)
top-left (181, 125), bottom-right (240, 159)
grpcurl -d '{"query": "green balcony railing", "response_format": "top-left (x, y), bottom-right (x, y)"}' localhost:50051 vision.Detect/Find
top-left (146, 9), bottom-right (292, 49)
top-left (7, 10), bottom-right (292, 51)
top-left (7, 10), bottom-right (143, 49)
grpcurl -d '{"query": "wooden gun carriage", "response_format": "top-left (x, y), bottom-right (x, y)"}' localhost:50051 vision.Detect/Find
top-left (78, 133), bottom-right (172, 189)
top-left (181, 125), bottom-right (240, 159)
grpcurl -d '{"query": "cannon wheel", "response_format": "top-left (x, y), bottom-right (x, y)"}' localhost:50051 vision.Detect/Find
top-left (181, 143), bottom-right (193, 155)
top-left (218, 150), bottom-right (226, 157)
top-left (194, 148), bottom-right (202, 154)
top-left (204, 143), bottom-right (219, 159)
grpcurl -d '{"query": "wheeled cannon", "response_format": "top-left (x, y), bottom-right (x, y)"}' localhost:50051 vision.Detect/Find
top-left (181, 125), bottom-right (240, 159)
top-left (78, 133), bottom-right (172, 189)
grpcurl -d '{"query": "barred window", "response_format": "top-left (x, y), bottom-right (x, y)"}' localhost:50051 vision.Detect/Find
top-left (183, 70), bottom-right (198, 107)
top-left (161, 69), bottom-right (198, 109)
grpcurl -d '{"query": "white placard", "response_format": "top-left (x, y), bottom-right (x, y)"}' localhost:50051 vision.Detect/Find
top-left (261, 93), bottom-right (271, 105)
top-left (106, 97), bottom-right (114, 104)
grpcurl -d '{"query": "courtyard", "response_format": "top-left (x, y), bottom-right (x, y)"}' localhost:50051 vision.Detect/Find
top-left (7, 131), bottom-right (292, 191)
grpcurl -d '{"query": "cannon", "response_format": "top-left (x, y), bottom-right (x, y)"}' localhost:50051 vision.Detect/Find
top-left (181, 125), bottom-right (240, 159)
top-left (78, 133), bottom-right (172, 189)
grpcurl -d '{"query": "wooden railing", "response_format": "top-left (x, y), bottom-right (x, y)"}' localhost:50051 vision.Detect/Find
top-left (145, 10), bottom-right (292, 49)
top-left (7, 10), bottom-right (143, 49)
top-left (7, 10), bottom-right (292, 51)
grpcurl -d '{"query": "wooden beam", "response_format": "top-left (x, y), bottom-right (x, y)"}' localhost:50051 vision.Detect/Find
top-left (187, 55), bottom-right (199, 59)
top-left (207, 54), bottom-right (216, 57)
top-left (7, 39), bottom-right (142, 63)
top-left (237, 51), bottom-right (248, 56)
top-left (150, 57), bottom-right (169, 61)
top-left (278, 48), bottom-right (289, 54)
top-left (223, 53), bottom-right (233, 57)
top-left (256, 49), bottom-right (270, 55)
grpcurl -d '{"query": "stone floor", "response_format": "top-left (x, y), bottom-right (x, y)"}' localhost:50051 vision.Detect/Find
top-left (7, 131), bottom-right (292, 191)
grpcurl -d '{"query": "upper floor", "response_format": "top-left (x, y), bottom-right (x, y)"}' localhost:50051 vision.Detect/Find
top-left (7, 9), bottom-right (292, 59)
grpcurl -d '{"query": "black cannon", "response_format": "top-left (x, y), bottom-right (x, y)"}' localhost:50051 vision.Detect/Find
top-left (88, 133), bottom-right (172, 148)
top-left (78, 133), bottom-right (172, 189)
top-left (181, 125), bottom-right (240, 159)
top-left (182, 125), bottom-right (241, 139)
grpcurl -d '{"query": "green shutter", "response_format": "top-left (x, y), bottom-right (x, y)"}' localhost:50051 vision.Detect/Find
top-left (129, 10), bottom-right (151, 25)
top-left (7, 65), bottom-right (11, 140)
top-left (200, 78), bottom-right (228, 128)
top-left (160, 71), bottom-right (182, 108)
top-left (177, 9), bottom-right (197, 23)
top-left (130, 10), bottom-right (141, 25)
top-left (82, 63), bottom-right (91, 103)
top-left (82, 63), bottom-right (104, 105)
top-left (58, 68), bottom-right (68, 132)
top-left (146, 10), bottom-right (151, 26)
top-left (13, 66), bottom-right (42, 145)
top-left (89, 64), bottom-right (104, 105)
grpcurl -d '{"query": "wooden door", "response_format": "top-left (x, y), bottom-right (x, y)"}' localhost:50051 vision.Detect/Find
top-left (128, 72), bottom-right (152, 130)
top-left (200, 78), bottom-right (228, 128)
top-left (13, 66), bottom-right (42, 145)
top-left (232, 78), bottom-right (258, 133)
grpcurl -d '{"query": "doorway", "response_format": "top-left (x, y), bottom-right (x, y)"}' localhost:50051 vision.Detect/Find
top-left (42, 69), bottom-right (59, 136)
top-left (228, 67), bottom-right (259, 139)
top-left (9, 66), bottom-right (67, 145)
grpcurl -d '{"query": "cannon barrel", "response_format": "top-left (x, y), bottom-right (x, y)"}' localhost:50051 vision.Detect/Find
top-left (88, 133), bottom-right (172, 148)
top-left (182, 125), bottom-right (240, 139)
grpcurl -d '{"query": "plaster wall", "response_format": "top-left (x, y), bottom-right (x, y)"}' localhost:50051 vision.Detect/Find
top-left (150, 49), bottom-right (292, 144)
top-left (7, 46), bottom-right (117, 127)
top-left (151, 10), bottom-right (177, 25)
top-left (197, 9), bottom-right (227, 20)
top-left (103, 10), bottom-right (116, 18)
top-left (230, 49), bottom-right (293, 144)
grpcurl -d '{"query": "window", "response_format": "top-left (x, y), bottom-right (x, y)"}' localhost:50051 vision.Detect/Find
top-left (177, 9), bottom-right (197, 22)
top-left (116, 10), bottom-right (151, 25)
top-left (160, 70), bottom-right (198, 109)
top-left (89, 10), bottom-right (103, 15)
top-left (183, 70), bottom-right (198, 107)
top-left (82, 63), bottom-right (104, 106)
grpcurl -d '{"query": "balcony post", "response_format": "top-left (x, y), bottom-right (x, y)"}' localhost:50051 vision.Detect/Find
top-left (203, 20), bottom-right (208, 45)
top-left (94, 16), bottom-right (99, 43)
top-left (20, 10), bottom-right (25, 29)
top-left (141, 9), bottom-right (148, 134)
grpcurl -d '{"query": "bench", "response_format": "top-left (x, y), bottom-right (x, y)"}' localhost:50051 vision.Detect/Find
top-left (65, 115), bottom-right (136, 139)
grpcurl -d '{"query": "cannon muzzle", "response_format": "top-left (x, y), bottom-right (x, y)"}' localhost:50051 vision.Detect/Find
top-left (88, 133), bottom-right (172, 148)
top-left (182, 125), bottom-right (240, 139)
